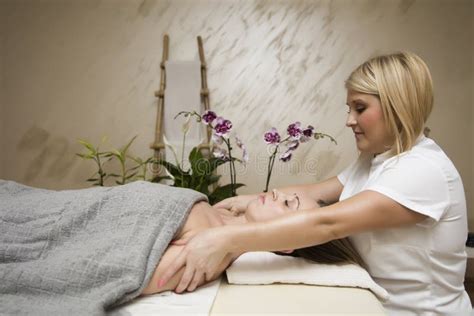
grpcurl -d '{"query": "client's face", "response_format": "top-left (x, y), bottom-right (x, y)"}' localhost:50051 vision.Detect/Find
top-left (245, 189), bottom-right (320, 223)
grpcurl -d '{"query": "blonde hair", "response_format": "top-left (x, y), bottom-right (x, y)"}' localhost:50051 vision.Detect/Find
top-left (345, 52), bottom-right (434, 155)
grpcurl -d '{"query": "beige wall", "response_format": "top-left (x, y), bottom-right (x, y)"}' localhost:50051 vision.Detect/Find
top-left (1, 0), bottom-right (473, 227)
top-left (0, 2), bottom-right (4, 179)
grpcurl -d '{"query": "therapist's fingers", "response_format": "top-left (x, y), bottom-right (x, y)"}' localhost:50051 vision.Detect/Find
top-left (186, 272), bottom-right (204, 292)
top-left (170, 238), bottom-right (189, 246)
top-left (174, 264), bottom-right (195, 293)
top-left (159, 248), bottom-right (187, 288)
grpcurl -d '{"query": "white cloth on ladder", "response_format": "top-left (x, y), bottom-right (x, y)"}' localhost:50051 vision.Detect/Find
top-left (163, 60), bottom-right (205, 168)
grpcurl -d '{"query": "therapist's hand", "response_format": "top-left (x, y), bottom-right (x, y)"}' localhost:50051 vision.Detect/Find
top-left (213, 194), bottom-right (259, 215)
top-left (159, 227), bottom-right (230, 293)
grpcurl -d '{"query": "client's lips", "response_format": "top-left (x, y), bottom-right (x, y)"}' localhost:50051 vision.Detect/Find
top-left (259, 195), bottom-right (265, 204)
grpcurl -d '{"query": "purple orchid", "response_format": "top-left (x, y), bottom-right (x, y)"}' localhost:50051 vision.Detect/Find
top-left (202, 110), bottom-right (217, 125)
top-left (212, 147), bottom-right (229, 160)
top-left (263, 121), bottom-right (336, 192)
top-left (287, 122), bottom-right (302, 140)
top-left (279, 150), bottom-right (292, 162)
top-left (214, 117), bottom-right (233, 137)
top-left (235, 136), bottom-right (249, 163)
top-left (211, 132), bottom-right (223, 145)
top-left (173, 110), bottom-right (247, 198)
top-left (287, 140), bottom-right (299, 150)
top-left (264, 128), bottom-right (281, 144)
top-left (300, 125), bottom-right (315, 142)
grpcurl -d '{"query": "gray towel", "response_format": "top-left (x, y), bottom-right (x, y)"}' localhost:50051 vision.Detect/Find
top-left (0, 180), bottom-right (207, 315)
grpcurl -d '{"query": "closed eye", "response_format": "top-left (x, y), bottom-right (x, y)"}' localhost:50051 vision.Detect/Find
top-left (285, 195), bottom-right (300, 210)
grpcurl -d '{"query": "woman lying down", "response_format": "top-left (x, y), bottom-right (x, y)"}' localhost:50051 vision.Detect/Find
top-left (0, 180), bottom-right (364, 315)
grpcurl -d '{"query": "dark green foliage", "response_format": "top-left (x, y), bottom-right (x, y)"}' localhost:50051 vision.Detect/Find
top-left (153, 147), bottom-right (244, 203)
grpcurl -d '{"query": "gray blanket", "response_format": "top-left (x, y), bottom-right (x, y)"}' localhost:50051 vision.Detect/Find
top-left (0, 180), bottom-right (207, 315)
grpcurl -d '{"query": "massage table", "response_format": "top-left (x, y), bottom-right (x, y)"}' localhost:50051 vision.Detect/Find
top-left (119, 276), bottom-right (386, 315)
top-left (117, 250), bottom-right (388, 315)
top-left (210, 279), bottom-right (386, 315)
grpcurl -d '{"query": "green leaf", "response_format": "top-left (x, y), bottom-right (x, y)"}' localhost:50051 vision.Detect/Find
top-left (78, 139), bottom-right (96, 153)
top-left (196, 180), bottom-right (210, 195)
top-left (128, 156), bottom-right (143, 165)
top-left (156, 160), bottom-right (184, 178)
top-left (121, 135), bottom-right (138, 154)
top-left (189, 147), bottom-right (203, 162)
top-left (144, 157), bottom-right (154, 164)
top-left (151, 175), bottom-right (172, 183)
top-left (102, 152), bottom-right (115, 158)
top-left (173, 172), bottom-right (192, 188)
top-left (208, 183), bottom-right (245, 204)
top-left (125, 171), bottom-right (138, 180)
top-left (207, 174), bottom-right (221, 185)
top-left (314, 132), bottom-right (337, 145)
top-left (76, 153), bottom-right (94, 159)
top-left (209, 157), bottom-right (227, 172)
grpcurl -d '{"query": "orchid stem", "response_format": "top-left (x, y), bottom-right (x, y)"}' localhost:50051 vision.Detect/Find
top-left (225, 138), bottom-right (236, 196)
top-left (181, 133), bottom-right (186, 168)
top-left (264, 146), bottom-right (278, 193)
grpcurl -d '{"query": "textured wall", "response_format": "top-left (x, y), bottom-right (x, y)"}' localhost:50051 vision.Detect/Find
top-left (1, 0), bottom-right (473, 226)
top-left (0, 2), bottom-right (4, 179)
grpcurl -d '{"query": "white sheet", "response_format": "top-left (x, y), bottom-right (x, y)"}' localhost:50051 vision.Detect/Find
top-left (226, 251), bottom-right (389, 301)
top-left (113, 278), bottom-right (221, 316)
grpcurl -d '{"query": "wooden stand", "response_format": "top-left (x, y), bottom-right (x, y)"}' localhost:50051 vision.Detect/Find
top-left (150, 35), bottom-right (213, 178)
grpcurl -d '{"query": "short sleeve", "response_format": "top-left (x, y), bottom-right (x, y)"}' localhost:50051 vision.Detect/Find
top-left (337, 153), bottom-right (372, 186)
top-left (337, 159), bottom-right (360, 185)
top-left (365, 155), bottom-right (450, 223)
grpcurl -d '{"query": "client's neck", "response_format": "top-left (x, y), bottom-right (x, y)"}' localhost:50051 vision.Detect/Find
top-left (194, 201), bottom-right (248, 227)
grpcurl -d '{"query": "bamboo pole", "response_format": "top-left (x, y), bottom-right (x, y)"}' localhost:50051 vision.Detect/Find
top-left (150, 34), bottom-right (169, 177)
top-left (197, 36), bottom-right (212, 152)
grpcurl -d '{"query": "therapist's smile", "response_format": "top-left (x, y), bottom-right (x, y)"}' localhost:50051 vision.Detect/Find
top-left (354, 131), bottom-right (364, 140)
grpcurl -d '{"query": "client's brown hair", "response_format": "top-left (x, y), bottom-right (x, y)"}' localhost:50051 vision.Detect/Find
top-left (277, 199), bottom-right (367, 269)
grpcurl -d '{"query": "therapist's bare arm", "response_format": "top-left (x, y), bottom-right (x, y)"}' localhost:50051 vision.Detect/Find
top-left (215, 176), bottom-right (344, 213)
top-left (224, 190), bottom-right (427, 254)
top-left (278, 176), bottom-right (343, 204)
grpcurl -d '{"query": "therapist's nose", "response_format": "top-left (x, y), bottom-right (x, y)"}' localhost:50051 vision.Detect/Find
top-left (346, 111), bottom-right (357, 127)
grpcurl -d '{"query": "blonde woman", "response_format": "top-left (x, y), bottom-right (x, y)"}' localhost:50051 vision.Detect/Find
top-left (160, 52), bottom-right (472, 315)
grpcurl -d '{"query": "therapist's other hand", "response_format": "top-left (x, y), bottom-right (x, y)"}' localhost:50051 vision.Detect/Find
top-left (159, 227), bottom-right (229, 293)
top-left (213, 194), bottom-right (258, 216)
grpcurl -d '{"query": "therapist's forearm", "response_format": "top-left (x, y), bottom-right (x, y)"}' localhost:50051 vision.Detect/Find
top-left (278, 176), bottom-right (343, 204)
top-left (223, 209), bottom-right (336, 253)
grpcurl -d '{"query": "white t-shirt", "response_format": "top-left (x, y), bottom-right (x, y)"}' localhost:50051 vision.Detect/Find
top-left (337, 135), bottom-right (472, 315)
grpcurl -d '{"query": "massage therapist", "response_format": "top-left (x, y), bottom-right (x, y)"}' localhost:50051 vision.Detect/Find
top-left (161, 52), bottom-right (471, 315)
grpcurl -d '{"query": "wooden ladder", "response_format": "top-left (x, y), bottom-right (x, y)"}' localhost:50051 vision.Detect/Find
top-left (150, 35), bottom-right (213, 177)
